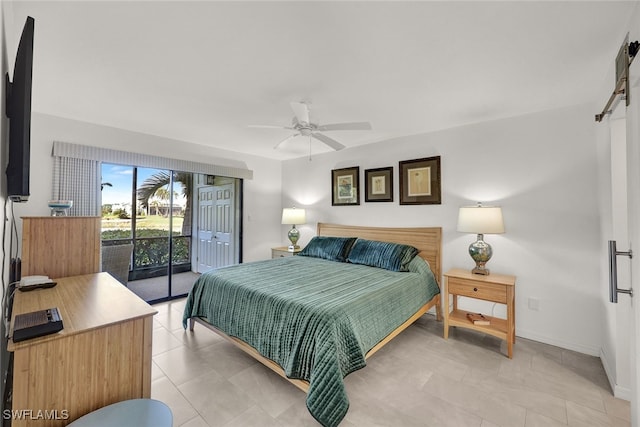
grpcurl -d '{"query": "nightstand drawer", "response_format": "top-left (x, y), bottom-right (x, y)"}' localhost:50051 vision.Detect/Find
top-left (447, 278), bottom-right (507, 303)
top-left (271, 246), bottom-right (302, 259)
top-left (272, 249), bottom-right (294, 258)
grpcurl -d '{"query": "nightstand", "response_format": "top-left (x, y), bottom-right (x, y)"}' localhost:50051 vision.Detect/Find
top-left (271, 246), bottom-right (302, 258)
top-left (443, 268), bottom-right (516, 358)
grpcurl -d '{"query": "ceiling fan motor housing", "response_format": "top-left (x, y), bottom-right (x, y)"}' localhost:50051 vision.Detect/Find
top-left (251, 101), bottom-right (371, 151)
top-left (292, 117), bottom-right (314, 136)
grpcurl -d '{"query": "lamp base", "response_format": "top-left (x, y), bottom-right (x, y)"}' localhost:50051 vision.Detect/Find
top-left (287, 225), bottom-right (300, 252)
top-left (472, 266), bottom-right (490, 275)
top-left (469, 234), bottom-right (493, 276)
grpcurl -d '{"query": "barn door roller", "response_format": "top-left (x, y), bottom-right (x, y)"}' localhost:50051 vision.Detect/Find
top-left (595, 37), bottom-right (639, 122)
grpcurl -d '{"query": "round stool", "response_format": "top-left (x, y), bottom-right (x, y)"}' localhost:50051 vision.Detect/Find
top-left (67, 399), bottom-right (172, 427)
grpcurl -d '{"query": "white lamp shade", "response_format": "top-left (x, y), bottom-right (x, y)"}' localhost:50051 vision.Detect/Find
top-left (281, 208), bottom-right (306, 225)
top-left (457, 205), bottom-right (505, 234)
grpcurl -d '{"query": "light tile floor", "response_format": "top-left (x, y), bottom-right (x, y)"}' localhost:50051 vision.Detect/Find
top-left (152, 299), bottom-right (631, 427)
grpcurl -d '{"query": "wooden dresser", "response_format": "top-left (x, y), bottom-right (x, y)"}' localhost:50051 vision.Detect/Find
top-left (8, 273), bottom-right (157, 426)
top-left (21, 216), bottom-right (101, 279)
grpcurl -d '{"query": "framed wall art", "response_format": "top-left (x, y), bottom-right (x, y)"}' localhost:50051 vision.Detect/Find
top-left (365, 167), bottom-right (393, 202)
top-left (399, 156), bottom-right (441, 205)
top-left (331, 166), bottom-right (360, 206)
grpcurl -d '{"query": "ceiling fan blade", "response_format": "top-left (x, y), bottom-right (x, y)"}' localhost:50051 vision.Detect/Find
top-left (248, 125), bottom-right (295, 130)
top-left (273, 133), bottom-right (300, 149)
top-left (316, 121), bottom-right (372, 131)
top-left (290, 102), bottom-right (310, 124)
top-left (312, 132), bottom-right (346, 151)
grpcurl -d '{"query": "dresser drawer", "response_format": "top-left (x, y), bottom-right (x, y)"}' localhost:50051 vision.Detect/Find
top-left (447, 277), bottom-right (507, 303)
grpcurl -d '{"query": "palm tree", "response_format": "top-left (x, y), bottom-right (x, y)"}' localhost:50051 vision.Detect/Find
top-left (153, 187), bottom-right (170, 216)
top-left (137, 171), bottom-right (193, 235)
top-left (149, 198), bottom-right (161, 216)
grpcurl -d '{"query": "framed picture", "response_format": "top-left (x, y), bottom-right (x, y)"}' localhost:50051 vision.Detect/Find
top-left (331, 166), bottom-right (360, 206)
top-left (399, 156), bottom-right (441, 205)
top-left (365, 167), bottom-right (393, 202)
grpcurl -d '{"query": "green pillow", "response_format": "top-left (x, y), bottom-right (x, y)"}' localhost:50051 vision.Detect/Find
top-left (298, 236), bottom-right (357, 262)
top-left (347, 239), bottom-right (419, 272)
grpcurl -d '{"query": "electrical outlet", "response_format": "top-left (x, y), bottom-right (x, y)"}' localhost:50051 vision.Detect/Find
top-left (528, 297), bottom-right (540, 311)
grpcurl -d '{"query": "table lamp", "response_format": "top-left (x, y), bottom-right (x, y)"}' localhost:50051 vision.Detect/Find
top-left (457, 203), bottom-right (505, 275)
top-left (281, 207), bottom-right (306, 251)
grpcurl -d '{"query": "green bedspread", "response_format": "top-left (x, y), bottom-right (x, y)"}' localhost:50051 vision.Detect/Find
top-left (182, 255), bottom-right (439, 427)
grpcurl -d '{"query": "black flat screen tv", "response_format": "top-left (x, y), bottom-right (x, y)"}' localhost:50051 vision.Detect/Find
top-left (5, 16), bottom-right (34, 202)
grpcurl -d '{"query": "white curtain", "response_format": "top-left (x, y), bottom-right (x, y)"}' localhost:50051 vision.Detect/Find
top-left (52, 156), bottom-right (101, 216)
top-left (51, 141), bottom-right (253, 179)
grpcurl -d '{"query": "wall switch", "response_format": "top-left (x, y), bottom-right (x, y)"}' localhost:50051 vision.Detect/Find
top-left (528, 297), bottom-right (540, 311)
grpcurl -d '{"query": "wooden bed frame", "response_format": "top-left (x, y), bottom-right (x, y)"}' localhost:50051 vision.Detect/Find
top-left (189, 223), bottom-right (442, 392)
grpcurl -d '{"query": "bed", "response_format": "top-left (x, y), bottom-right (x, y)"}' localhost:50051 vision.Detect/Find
top-left (182, 223), bottom-right (442, 426)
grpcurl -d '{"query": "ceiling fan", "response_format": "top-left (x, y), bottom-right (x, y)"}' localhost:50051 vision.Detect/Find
top-left (249, 102), bottom-right (372, 151)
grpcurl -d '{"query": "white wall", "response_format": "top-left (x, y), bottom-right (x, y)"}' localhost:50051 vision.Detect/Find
top-left (282, 103), bottom-right (604, 355)
top-left (16, 112), bottom-right (282, 262)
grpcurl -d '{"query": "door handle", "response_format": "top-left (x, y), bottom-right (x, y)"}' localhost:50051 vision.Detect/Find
top-left (608, 240), bottom-right (634, 303)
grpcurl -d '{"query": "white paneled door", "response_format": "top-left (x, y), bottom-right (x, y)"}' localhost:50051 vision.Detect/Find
top-left (196, 184), bottom-right (235, 273)
top-left (213, 184), bottom-right (234, 268)
top-left (197, 186), bottom-right (214, 273)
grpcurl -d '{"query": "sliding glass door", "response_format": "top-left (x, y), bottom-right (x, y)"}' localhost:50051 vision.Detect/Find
top-left (101, 164), bottom-right (196, 302)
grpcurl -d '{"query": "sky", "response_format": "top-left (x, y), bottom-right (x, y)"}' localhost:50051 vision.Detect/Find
top-left (100, 164), bottom-right (186, 207)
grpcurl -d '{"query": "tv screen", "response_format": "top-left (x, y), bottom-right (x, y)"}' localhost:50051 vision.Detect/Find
top-left (5, 16), bottom-right (34, 202)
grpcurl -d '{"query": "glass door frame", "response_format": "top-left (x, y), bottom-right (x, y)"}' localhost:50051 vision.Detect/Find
top-left (101, 163), bottom-right (193, 303)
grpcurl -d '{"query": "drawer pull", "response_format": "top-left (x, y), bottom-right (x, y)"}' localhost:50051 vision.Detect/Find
top-left (473, 287), bottom-right (478, 292)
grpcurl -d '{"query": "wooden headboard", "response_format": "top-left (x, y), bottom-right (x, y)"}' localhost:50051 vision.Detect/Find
top-left (317, 223), bottom-right (442, 285)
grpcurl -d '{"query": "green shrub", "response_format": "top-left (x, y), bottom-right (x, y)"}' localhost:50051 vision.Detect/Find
top-left (102, 228), bottom-right (190, 269)
top-left (112, 208), bottom-right (130, 219)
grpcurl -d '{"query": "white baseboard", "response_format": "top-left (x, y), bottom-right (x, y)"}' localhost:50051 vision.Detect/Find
top-left (518, 330), bottom-right (631, 400)
top-left (443, 323), bottom-right (633, 400)
top-left (599, 348), bottom-right (632, 401)
top-left (517, 328), bottom-right (600, 356)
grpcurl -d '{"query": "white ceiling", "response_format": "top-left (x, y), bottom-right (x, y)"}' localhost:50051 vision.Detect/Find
top-left (7, 1), bottom-right (637, 160)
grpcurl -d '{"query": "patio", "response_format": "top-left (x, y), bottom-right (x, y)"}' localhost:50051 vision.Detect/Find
top-left (126, 271), bottom-right (200, 302)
